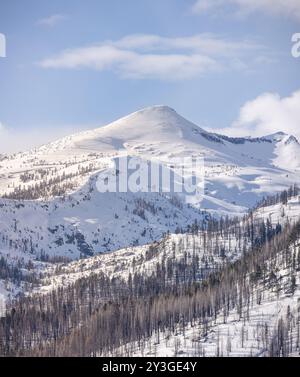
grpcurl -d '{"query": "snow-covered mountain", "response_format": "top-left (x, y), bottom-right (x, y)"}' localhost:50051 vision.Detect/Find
top-left (0, 105), bottom-right (300, 259)
top-left (2, 105), bottom-right (300, 358)
top-left (2, 105), bottom-right (299, 205)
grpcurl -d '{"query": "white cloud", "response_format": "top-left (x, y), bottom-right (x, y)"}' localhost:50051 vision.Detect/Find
top-left (37, 14), bottom-right (67, 27)
top-left (38, 33), bottom-right (268, 80)
top-left (39, 45), bottom-right (219, 80)
top-left (212, 90), bottom-right (300, 139)
top-left (192, 0), bottom-right (300, 21)
top-left (110, 34), bottom-right (262, 56)
top-left (120, 54), bottom-right (218, 80)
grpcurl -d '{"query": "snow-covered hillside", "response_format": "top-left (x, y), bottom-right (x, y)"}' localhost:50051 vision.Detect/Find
top-left (1, 106), bottom-right (300, 261)
top-left (1, 107), bottom-right (300, 339)
top-left (112, 252), bottom-right (300, 357)
top-left (1, 106), bottom-right (300, 209)
top-left (1, 190), bottom-right (300, 357)
top-left (0, 182), bottom-right (208, 260)
top-left (32, 196), bottom-right (300, 297)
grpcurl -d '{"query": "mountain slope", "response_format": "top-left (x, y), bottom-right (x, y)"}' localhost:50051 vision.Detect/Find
top-left (2, 196), bottom-right (299, 357)
top-left (31, 194), bottom-right (300, 295)
top-left (1, 106), bottom-right (299, 206)
top-left (0, 105), bottom-right (300, 259)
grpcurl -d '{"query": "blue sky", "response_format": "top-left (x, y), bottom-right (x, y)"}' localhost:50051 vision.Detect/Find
top-left (0, 0), bottom-right (300, 152)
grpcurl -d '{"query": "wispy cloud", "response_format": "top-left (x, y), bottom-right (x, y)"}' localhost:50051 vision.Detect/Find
top-left (211, 90), bottom-right (300, 139)
top-left (110, 33), bottom-right (264, 56)
top-left (192, 0), bottom-right (300, 21)
top-left (37, 14), bottom-right (67, 27)
top-left (38, 33), bottom-right (269, 80)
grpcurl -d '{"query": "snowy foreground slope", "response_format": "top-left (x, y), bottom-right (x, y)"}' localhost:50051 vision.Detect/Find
top-left (17, 196), bottom-right (299, 357)
top-left (100, 201), bottom-right (300, 357)
top-left (31, 196), bottom-right (299, 294)
top-left (1, 105), bottom-right (300, 260)
top-left (1, 194), bottom-right (300, 356)
top-left (111, 249), bottom-right (300, 357)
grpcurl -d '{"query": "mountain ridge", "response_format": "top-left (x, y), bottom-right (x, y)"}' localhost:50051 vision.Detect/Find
top-left (0, 106), bottom-right (300, 259)
top-left (5, 105), bottom-right (296, 157)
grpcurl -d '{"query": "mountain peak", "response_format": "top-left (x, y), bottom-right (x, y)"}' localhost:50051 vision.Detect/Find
top-left (95, 104), bottom-right (203, 142)
top-left (263, 132), bottom-right (300, 146)
top-left (136, 105), bottom-right (176, 113)
top-left (263, 131), bottom-right (288, 142)
top-left (118, 105), bottom-right (179, 123)
top-left (285, 135), bottom-right (299, 145)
